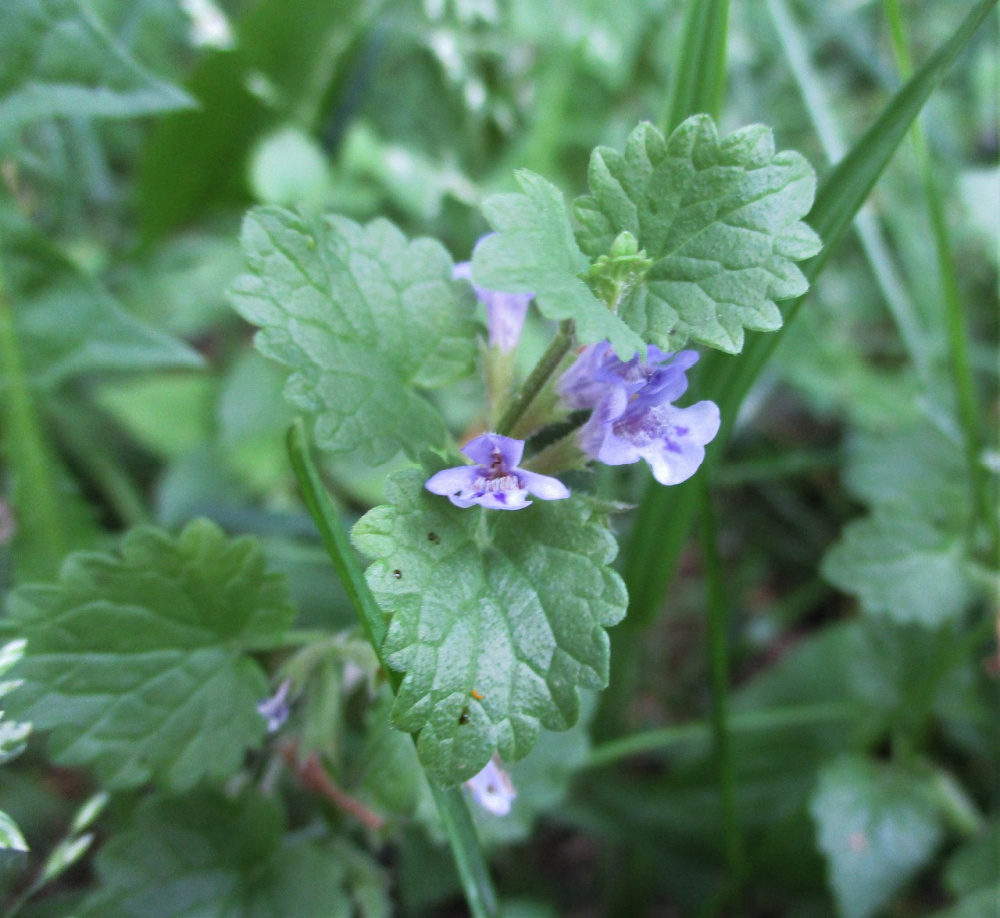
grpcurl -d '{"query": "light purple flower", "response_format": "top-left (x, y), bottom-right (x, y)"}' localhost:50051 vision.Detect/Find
top-left (562, 342), bottom-right (720, 486)
top-left (559, 341), bottom-right (699, 410)
top-left (465, 756), bottom-right (516, 816)
top-left (257, 679), bottom-right (292, 733)
top-left (454, 260), bottom-right (532, 354)
top-left (425, 433), bottom-right (570, 510)
top-left (580, 388), bottom-right (720, 485)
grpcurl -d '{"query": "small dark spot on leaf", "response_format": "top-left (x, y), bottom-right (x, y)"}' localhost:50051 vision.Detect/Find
top-left (458, 707), bottom-right (470, 725)
top-left (428, 532), bottom-right (440, 543)
top-left (392, 569), bottom-right (402, 579)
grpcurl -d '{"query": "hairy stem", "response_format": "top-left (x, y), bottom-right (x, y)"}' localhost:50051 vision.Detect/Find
top-left (495, 320), bottom-right (575, 437)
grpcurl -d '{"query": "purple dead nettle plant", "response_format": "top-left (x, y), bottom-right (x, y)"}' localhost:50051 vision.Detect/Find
top-left (421, 281), bottom-right (720, 816)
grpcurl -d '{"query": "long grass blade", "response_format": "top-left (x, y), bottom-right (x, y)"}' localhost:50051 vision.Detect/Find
top-left (663, 0), bottom-right (731, 130)
top-left (0, 265), bottom-right (68, 579)
top-left (286, 421), bottom-right (499, 918)
top-left (767, 0), bottom-right (935, 390)
top-left (617, 0), bottom-right (997, 637)
top-left (698, 477), bottom-right (746, 899)
top-left (882, 0), bottom-right (999, 559)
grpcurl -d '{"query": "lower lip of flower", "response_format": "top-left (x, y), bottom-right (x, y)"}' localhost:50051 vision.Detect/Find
top-left (473, 473), bottom-right (521, 493)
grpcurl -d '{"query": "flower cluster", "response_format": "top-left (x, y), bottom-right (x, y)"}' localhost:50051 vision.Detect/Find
top-left (560, 342), bottom-right (720, 486)
top-left (425, 433), bottom-right (569, 510)
top-left (424, 263), bottom-right (718, 512)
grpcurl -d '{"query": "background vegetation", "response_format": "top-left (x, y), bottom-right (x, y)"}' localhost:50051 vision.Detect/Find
top-left (0, 1), bottom-right (996, 916)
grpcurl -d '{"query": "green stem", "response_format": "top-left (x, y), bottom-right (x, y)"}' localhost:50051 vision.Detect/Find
top-left (585, 702), bottom-right (852, 770)
top-left (286, 421), bottom-right (498, 918)
top-left (697, 477), bottom-right (746, 895)
top-left (495, 321), bottom-right (574, 437)
top-left (0, 265), bottom-right (66, 577)
top-left (431, 784), bottom-right (500, 918)
top-left (882, 0), bottom-right (999, 562)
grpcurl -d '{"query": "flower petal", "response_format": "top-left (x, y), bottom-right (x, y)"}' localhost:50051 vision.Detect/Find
top-left (476, 489), bottom-right (531, 510)
top-left (461, 433), bottom-right (524, 469)
top-left (465, 757), bottom-right (516, 816)
top-left (425, 465), bottom-right (480, 496)
top-left (519, 470), bottom-right (570, 501)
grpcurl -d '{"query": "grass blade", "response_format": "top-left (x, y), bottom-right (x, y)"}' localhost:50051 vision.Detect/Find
top-left (663, 0), bottom-right (731, 129)
top-left (767, 0), bottom-right (935, 390)
top-left (882, 0), bottom-right (999, 560)
top-left (286, 421), bottom-right (499, 918)
top-left (698, 477), bottom-right (746, 900)
top-left (617, 0), bottom-right (997, 638)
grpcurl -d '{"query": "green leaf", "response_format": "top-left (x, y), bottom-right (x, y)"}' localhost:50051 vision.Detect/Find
top-left (928, 886), bottom-right (1000, 918)
top-left (0, 810), bottom-right (28, 854)
top-left (5, 519), bottom-right (295, 790)
top-left (810, 755), bottom-right (945, 918)
top-left (360, 689), bottom-right (428, 817)
top-left (82, 789), bottom-right (360, 918)
top-left (231, 207), bottom-right (478, 466)
top-left (1, 201), bottom-right (203, 388)
top-left (0, 0), bottom-right (193, 143)
top-left (95, 373), bottom-right (215, 459)
top-left (472, 170), bottom-right (645, 358)
top-left (0, 639), bottom-right (31, 765)
top-left (944, 821), bottom-right (1000, 898)
top-left (138, 0), bottom-right (382, 238)
top-left (822, 508), bottom-right (974, 626)
top-left (573, 117), bottom-right (820, 354)
top-left (843, 423), bottom-right (969, 523)
top-left (822, 422), bottom-right (977, 625)
top-left (352, 468), bottom-right (627, 785)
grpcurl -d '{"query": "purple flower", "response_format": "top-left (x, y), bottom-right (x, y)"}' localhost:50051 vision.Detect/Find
top-left (561, 342), bottom-right (720, 486)
top-left (425, 433), bottom-right (570, 510)
top-left (465, 756), bottom-right (516, 816)
top-left (454, 260), bottom-right (532, 354)
top-left (257, 678), bottom-right (292, 733)
top-left (559, 341), bottom-right (699, 410)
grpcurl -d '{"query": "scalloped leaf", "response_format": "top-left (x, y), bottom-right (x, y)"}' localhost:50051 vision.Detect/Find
top-left (352, 468), bottom-right (627, 785)
top-left (472, 170), bottom-right (645, 357)
top-left (811, 755), bottom-right (944, 918)
top-left (5, 519), bottom-right (295, 790)
top-left (81, 789), bottom-right (373, 918)
top-left (230, 207), bottom-right (479, 466)
top-left (574, 116), bottom-right (821, 353)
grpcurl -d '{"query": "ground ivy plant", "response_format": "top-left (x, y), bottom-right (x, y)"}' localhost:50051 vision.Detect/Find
top-left (228, 115), bottom-right (820, 785)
